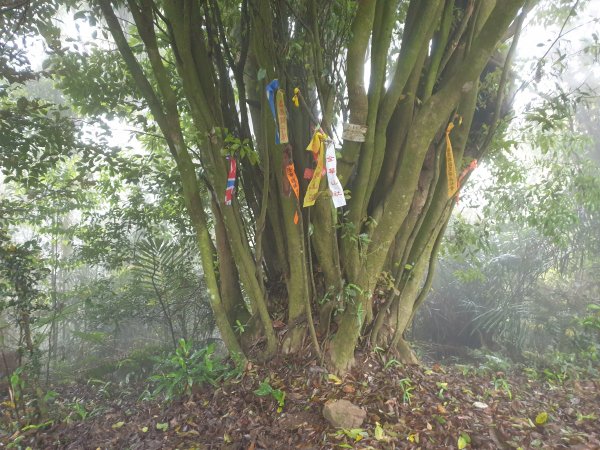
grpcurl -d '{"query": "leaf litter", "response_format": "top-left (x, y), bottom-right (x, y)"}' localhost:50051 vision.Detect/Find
top-left (1, 351), bottom-right (598, 449)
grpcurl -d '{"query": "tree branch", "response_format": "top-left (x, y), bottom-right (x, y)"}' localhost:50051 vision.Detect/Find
top-left (97, 0), bottom-right (177, 159)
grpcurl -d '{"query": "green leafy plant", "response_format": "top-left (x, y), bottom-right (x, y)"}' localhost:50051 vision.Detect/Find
top-left (149, 339), bottom-right (227, 401)
top-left (576, 412), bottom-right (597, 422)
top-left (492, 376), bottom-right (512, 399)
top-left (436, 381), bottom-right (448, 400)
top-left (254, 378), bottom-right (285, 413)
top-left (523, 367), bottom-right (539, 380)
top-left (68, 401), bottom-right (89, 422)
top-left (398, 377), bottom-right (414, 405)
top-left (383, 358), bottom-right (401, 370)
top-left (221, 131), bottom-right (258, 165)
top-left (234, 319), bottom-right (247, 335)
top-left (9, 367), bottom-right (25, 409)
top-left (542, 367), bottom-right (567, 385)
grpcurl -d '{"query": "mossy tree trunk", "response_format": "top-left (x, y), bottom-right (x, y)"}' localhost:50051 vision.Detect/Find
top-left (96, 0), bottom-right (529, 373)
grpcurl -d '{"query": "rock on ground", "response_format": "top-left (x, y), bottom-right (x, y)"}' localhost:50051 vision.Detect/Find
top-left (322, 399), bottom-right (366, 429)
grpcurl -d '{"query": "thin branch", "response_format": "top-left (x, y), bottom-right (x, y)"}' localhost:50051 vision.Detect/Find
top-left (510, 0), bottom-right (582, 103)
top-left (0, 0), bottom-right (29, 13)
top-left (479, 0), bottom-right (529, 155)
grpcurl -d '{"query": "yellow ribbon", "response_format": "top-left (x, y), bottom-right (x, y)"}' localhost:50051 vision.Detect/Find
top-left (292, 87), bottom-right (300, 108)
top-left (276, 89), bottom-right (288, 144)
top-left (303, 130), bottom-right (327, 207)
top-left (445, 122), bottom-right (458, 198)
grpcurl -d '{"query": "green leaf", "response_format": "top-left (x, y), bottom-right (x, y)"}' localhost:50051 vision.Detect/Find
top-left (535, 412), bottom-right (548, 425)
top-left (257, 68), bottom-right (267, 81)
top-left (112, 421), bottom-right (125, 429)
top-left (374, 422), bottom-right (385, 441)
top-left (327, 373), bottom-right (342, 385)
top-left (156, 422), bottom-right (168, 431)
top-left (458, 432), bottom-right (471, 449)
top-left (73, 10), bottom-right (87, 20)
top-left (254, 379), bottom-right (274, 396)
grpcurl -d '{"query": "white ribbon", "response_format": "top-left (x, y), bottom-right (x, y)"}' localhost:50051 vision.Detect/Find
top-left (324, 142), bottom-right (346, 208)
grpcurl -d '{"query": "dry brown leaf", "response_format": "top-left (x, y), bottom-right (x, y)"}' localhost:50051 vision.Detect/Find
top-left (342, 384), bottom-right (356, 394)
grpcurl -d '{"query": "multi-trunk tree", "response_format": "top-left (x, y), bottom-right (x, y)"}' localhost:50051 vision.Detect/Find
top-left (53, 0), bottom-right (531, 372)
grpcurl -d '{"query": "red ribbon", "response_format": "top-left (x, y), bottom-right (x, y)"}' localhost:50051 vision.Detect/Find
top-left (224, 157), bottom-right (237, 205)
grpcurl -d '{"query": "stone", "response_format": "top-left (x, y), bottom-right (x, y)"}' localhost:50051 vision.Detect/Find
top-left (322, 399), bottom-right (366, 429)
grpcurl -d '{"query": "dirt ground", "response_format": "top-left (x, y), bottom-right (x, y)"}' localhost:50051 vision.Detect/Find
top-left (2, 352), bottom-right (599, 449)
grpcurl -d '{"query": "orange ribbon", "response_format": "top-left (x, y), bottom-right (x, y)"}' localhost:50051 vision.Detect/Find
top-left (286, 164), bottom-right (300, 224)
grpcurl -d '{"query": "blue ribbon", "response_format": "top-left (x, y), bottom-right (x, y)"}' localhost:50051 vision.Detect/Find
top-left (266, 79), bottom-right (280, 144)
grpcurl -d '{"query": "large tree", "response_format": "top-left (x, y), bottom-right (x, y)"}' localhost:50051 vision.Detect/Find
top-left (31, 0), bottom-right (533, 372)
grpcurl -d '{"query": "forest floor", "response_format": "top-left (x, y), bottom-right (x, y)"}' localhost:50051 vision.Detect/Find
top-left (1, 349), bottom-right (599, 449)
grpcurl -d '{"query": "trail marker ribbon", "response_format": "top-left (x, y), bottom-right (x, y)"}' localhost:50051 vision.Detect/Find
top-left (276, 89), bottom-right (289, 144)
top-left (224, 157), bottom-right (237, 205)
top-left (282, 145), bottom-right (300, 224)
top-left (303, 130), bottom-right (326, 207)
top-left (266, 79), bottom-right (280, 144)
top-left (458, 159), bottom-right (478, 185)
top-left (324, 140), bottom-right (346, 208)
top-left (287, 164), bottom-right (300, 224)
top-left (456, 159), bottom-right (478, 204)
top-left (445, 122), bottom-right (458, 198)
top-left (303, 130), bottom-right (346, 208)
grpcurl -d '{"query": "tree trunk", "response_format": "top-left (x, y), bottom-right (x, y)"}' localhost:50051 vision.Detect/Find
top-left (95, 0), bottom-right (528, 373)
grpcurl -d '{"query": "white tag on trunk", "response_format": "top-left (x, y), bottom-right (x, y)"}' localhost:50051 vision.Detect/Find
top-left (342, 123), bottom-right (367, 142)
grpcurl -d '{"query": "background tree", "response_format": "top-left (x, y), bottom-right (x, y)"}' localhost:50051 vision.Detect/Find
top-left (0, 25), bottom-right (215, 378)
top-left (0, 228), bottom-right (49, 417)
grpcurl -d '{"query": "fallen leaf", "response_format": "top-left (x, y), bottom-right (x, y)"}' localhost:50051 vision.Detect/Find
top-left (473, 402), bottom-right (489, 409)
top-left (535, 412), bottom-right (548, 425)
top-left (342, 384), bottom-right (355, 393)
top-left (458, 431), bottom-right (471, 449)
top-left (141, 426), bottom-right (148, 433)
top-left (407, 432), bottom-right (419, 443)
top-left (374, 422), bottom-right (385, 441)
top-left (111, 421), bottom-right (125, 429)
top-left (272, 319), bottom-right (285, 328)
top-left (328, 374), bottom-right (342, 385)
